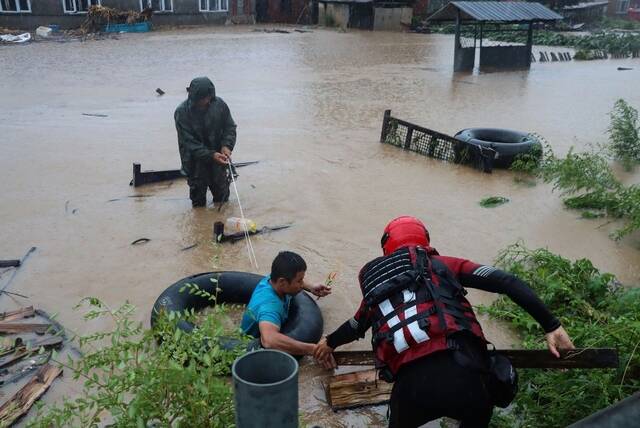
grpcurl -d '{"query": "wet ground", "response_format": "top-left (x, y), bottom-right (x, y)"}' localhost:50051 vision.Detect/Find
top-left (1, 25), bottom-right (640, 426)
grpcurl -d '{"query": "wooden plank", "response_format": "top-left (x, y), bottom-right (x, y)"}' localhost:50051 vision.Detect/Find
top-left (0, 323), bottom-right (50, 335)
top-left (327, 369), bottom-right (393, 411)
top-left (0, 364), bottom-right (63, 426)
top-left (333, 348), bottom-right (619, 369)
top-left (0, 307), bottom-right (35, 322)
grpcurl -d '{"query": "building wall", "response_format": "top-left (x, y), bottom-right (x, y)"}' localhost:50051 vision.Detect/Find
top-left (0, 0), bottom-right (248, 29)
top-left (256, 0), bottom-right (309, 23)
top-left (373, 6), bottom-right (411, 31)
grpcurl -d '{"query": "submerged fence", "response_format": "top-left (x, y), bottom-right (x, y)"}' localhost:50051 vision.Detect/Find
top-left (379, 110), bottom-right (496, 173)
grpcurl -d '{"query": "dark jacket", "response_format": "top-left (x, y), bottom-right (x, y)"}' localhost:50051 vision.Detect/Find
top-left (174, 77), bottom-right (237, 175)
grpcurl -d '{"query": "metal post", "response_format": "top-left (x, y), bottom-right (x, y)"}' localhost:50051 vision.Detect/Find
top-left (380, 109), bottom-right (391, 143)
top-left (404, 128), bottom-right (414, 150)
top-left (527, 21), bottom-right (533, 68)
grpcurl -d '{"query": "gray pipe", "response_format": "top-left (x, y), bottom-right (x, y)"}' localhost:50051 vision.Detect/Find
top-left (232, 349), bottom-right (299, 428)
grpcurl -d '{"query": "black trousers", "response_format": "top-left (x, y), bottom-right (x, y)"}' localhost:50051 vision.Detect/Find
top-left (187, 159), bottom-right (230, 207)
top-left (388, 344), bottom-right (493, 428)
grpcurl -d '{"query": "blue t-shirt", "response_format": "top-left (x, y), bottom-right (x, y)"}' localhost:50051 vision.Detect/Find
top-left (241, 276), bottom-right (292, 338)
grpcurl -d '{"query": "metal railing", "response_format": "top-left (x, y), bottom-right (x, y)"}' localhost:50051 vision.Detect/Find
top-left (379, 110), bottom-right (496, 172)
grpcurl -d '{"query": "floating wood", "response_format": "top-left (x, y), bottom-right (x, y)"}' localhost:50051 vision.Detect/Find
top-left (0, 364), bottom-right (62, 426)
top-left (0, 260), bottom-right (20, 268)
top-left (0, 307), bottom-right (35, 322)
top-left (130, 161), bottom-right (259, 187)
top-left (333, 348), bottom-right (619, 369)
top-left (0, 336), bottom-right (63, 369)
top-left (0, 323), bottom-right (50, 335)
top-left (326, 369), bottom-right (393, 411)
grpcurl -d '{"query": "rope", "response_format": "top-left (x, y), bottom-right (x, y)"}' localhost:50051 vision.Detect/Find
top-left (228, 163), bottom-right (259, 270)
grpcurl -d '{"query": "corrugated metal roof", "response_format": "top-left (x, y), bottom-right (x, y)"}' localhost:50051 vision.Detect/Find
top-left (428, 1), bottom-right (564, 22)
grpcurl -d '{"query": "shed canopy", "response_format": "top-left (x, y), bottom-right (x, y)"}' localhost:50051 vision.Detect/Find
top-left (428, 1), bottom-right (563, 22)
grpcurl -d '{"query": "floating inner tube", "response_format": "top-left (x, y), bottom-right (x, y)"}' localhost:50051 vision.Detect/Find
top-left (150, 271), bottom-right (324, 354)
top-left (454, 128), bottom-right (540, 168)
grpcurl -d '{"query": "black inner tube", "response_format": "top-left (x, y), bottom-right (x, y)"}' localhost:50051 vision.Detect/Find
top-left (150, 271), bottom-right (324, 354)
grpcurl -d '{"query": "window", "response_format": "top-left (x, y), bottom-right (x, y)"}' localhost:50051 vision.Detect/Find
top-left (62, 0), bottom-right (101, 14)
top-left (200, 0), bottom-right (228, 12)
top-left (0, 0), bottom-right (31, 13)
top-left (141, 0), bottom-right (173, 12)
top-left (616, 0), bottom-right (630, 13)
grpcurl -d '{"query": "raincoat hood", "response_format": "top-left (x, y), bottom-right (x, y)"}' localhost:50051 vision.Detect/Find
top-left (187, 77), bottom-right (216, 104)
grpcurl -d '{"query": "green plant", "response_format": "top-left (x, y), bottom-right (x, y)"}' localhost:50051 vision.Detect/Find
top-left (384, 119), bottom-right (403, 147)
top-left (29, 296), bottom-right (249, 427)
top-left (509, 139), bottom-right (543, 174)
top-left (479, 243), bottom-right (640, 427)
top-left (607, 99), bottom-right (640, 170)
top-left (479, 196), bottom-right (510, 208)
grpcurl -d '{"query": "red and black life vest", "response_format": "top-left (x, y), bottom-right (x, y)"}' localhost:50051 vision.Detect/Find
top-left (359, 246), bottom-right (486, 376)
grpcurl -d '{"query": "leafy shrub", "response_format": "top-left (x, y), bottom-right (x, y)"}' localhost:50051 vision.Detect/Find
top-left (480, 243), bottom-right (640, 427)
top-left (29, 296), bottom-right (249, 428)
top-left (607, 99), bottom-right (640, 171)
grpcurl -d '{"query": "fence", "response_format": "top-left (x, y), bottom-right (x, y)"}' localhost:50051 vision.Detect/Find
top-left (379, 110), bottom-right (496, 173)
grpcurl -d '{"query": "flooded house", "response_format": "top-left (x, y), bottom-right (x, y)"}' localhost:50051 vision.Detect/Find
top-left (0, 0), bottom-right (256, 29)
top-left (317, 0), bottom-right (413, 30)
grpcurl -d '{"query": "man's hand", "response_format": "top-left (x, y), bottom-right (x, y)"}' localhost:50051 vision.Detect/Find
top-left (304, 282), bottom-right (332, 298)
top-left (545, 325), bottom-right (575, 358)
top-left (213, 151), bottom-right (229, 165)
top-left (313, 337), bottom-right (337, 370)
top-left (221, 146), bottom-right (232, 160)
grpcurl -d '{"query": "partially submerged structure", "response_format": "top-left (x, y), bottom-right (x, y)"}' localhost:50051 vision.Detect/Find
top-left (427, 1), bottom-right (563, 71)
top-left (317, 0), bottom-right (412, 31)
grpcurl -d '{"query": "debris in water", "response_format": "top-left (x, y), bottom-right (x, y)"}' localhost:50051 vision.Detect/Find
top-left (0, 261), bottom-right (20, 269)
top-left (0, 247), bottom-right (36, 298)
top-left (82, 113), bottom-right (108, 117)
top-left (180, 243), bottom-right (198, 251)
top-left (479, 196), bottom-right (510, 208)
top-left (253, 28), bottom-right (290, 34)
top-left (156, 88), bottom-right (165, 96)
top-left (617, 67), bottom-right (633, 71)
top-left (131, 238), bottom-right (151, 245)
top-left (0, 364), bottom-right (62, 426)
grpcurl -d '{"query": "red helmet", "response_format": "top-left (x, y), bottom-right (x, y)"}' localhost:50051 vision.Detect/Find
top-left (381, 216), bottom-right (430, 256)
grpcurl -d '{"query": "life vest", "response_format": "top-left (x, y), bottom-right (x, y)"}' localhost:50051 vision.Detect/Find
top-left (359, 246), bottom-right (486, 377)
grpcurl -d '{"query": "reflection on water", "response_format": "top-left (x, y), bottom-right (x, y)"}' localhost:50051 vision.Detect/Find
top-left (1, 26), bottom-right (639, 426)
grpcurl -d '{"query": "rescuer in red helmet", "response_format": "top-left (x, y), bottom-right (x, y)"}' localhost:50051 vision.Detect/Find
top-left (315, 216), bottom-right (574, 428)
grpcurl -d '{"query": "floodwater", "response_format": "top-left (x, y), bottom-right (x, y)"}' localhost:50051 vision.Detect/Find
top-left (1, 26), bottom-right (640, 426)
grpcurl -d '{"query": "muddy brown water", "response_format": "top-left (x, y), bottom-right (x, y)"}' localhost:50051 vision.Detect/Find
top-left (1, 26), bottom-right (639, 426)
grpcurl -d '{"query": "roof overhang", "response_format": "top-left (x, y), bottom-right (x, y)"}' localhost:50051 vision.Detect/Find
top-left (428, 1), bottom-right (564, 23)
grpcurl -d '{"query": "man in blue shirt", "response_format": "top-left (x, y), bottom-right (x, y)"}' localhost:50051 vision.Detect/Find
top-left (241, 251), bottom-right (331, 361)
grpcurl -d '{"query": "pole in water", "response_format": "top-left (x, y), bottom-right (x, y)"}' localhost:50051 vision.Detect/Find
top-left (213, 221), bottom-right (225, 243)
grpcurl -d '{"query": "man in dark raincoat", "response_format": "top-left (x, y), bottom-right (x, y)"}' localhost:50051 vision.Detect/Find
top-left (174, 77), bottom-right (237, 207)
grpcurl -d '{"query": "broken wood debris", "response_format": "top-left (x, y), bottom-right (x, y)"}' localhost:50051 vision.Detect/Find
top-left (325, 369), bottom-right (393, 411)
top-left (156, 88), bottom-right (165, 95)
top-left (0, 351), bottom-right (52, 386)
top-left (0, 323), bottom-right (51, 335)
top-left (81, 113), bottom-right (108, 117)
top-left (333, 348), bottom-right (619, 369)
top-left (0, 336), bottom-right (63, 370)
top-left (0, 364), bottom-right (62, 426)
